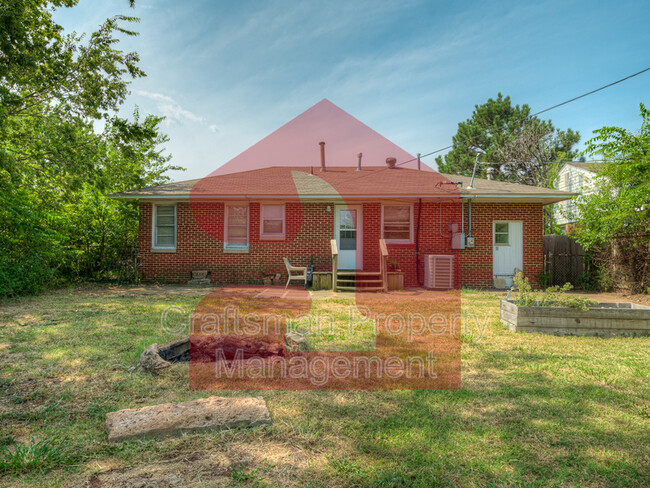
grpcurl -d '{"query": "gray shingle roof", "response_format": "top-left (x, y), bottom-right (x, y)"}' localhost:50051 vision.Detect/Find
top-left (110, 166), bottom-right (574, 203)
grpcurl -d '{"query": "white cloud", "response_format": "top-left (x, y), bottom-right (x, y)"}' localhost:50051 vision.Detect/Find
top-left (135, 90), bottom-right (217, 132)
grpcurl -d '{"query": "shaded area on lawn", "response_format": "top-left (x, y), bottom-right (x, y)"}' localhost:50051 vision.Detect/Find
top-left (0, 285), bottom-right (647, 487)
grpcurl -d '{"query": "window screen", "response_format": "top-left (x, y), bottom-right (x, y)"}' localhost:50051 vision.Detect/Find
top-left (339, 209), bottom-right (357, 250)
top-left (154, 205), bottom-right (176, 248)
top-left (261, 204), bottom-right (284, 237)
top-left (383, 205), bottom-right (411, 242)
top-left (225, 205), bottom-right (249, 248)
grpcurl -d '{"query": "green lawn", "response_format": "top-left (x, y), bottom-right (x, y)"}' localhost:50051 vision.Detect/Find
top-left (291, 296), bottom-right (376, 351)
top-left (0, 285), bottom-right (648, 487)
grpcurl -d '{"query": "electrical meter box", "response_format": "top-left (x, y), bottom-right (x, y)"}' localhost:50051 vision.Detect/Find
top-left (451, 232), bottom-right (465, 249)
top-left (466, 236), bottom-right (475, 248)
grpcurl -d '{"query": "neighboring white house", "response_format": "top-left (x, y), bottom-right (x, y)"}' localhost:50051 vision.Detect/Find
top-left (554, 161), bottom-right (603, 229)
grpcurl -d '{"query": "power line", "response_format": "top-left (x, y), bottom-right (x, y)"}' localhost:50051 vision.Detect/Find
top-left (399, 66), bottom-right (650, 168)
top-left (345, 65), bottom-right (650, 184)
top-left (529, 67), bottom-right (650, 119)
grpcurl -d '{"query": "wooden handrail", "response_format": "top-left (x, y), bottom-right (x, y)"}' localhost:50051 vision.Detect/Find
top-left (331, 239), bottom-right (338, 292)
top-left (379, 239), bottom-right (388, 292)
top-left (379, 238), bottom-right (388, 258)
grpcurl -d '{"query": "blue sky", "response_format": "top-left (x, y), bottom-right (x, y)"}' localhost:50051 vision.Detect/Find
top-left (54, 0), bottom-right (650, 180)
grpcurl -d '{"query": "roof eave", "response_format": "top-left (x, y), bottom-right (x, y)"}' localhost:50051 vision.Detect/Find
top-left (108, 192), bottom-right (575, 203)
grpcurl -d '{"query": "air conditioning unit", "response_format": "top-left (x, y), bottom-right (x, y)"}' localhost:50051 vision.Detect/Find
top-left (424, 254), bottom-right (454, 290)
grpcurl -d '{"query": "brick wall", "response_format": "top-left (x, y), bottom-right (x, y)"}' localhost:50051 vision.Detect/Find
top-left (139, 200), bottom-right (544, 289)
top-left (460, 202), bottom-right (544, 289)
top-left (361, 202), bottom-right (461, 288)
top-left (140, 201), bottom-right (332, 284)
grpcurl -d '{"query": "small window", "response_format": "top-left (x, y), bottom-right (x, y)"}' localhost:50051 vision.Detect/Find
top-left (494, 222), bottom-right (509, 245)
top-left (153, 204), bottom-right (176, 249)
top-left (339, 209), bottom-right (357, 250)
top-left (563, 173), bottom-right (569, 188)
top-left (383, 205), bottom-right (412, 243)
top-left (225, 204), bottom-right (249, 251)
top-left (260, 204), bottom-right (285, 238)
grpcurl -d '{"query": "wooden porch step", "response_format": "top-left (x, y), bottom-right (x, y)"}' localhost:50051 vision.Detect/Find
top-left (336, 271), bottom-right (381, 276)
top-left (335, 269), bottom-right (385, 292)
top-left (336, 286), bottom-right (385, 292)
top-left (336, 278), bottom-right (384, 284)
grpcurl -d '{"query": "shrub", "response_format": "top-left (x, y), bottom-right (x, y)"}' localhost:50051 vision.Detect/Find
top-left (536, 269), bottom-right (552, 289)
top-left (573, 104), bottom-right (650, 294)
top-left (513, 273), bottom-right (597, 310)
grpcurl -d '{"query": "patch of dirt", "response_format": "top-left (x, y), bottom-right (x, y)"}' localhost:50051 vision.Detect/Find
top-left (82, 440), bottom-right (316, 488)
top-left (227, 439), bottom-right (312, 471)
top-left (565, 290), bottom-right (650, 306)
top-left (74, 284), bottom-right (216, 298)
top-left (85, 453), bottom-right (232, 488)
top-left (1, 313), bottom-right (59, 327)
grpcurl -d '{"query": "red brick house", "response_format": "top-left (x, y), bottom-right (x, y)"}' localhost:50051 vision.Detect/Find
top-left (111, 100), bottom-right (572, 290)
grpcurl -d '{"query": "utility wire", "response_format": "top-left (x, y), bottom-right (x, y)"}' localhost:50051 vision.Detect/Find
top-left (345, 65), bottom-right (650, 183)
top-left (528, 67), bottom-right (650, 119)
top-left (398, 66), bottom-right (650, 167)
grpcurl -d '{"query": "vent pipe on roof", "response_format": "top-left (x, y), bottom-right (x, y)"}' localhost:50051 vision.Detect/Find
top-left (486, 166), bottom-right (496, 180)
top-left (357, 152), bottom-right (363, 171)
top-left (467, 152), bottom-right (482, 189)
top-left (386, 157), bottom-right (397, 169)
top-left (319, 141), bottom-right (326, 172)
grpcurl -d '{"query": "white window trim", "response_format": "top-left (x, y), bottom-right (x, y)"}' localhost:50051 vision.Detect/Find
top-left (381, 204), bottom-right (414, 244)
top-left (224, 203), bottom-right (250, 252)
top-left (151, 203), bottom-right (177, 251)
top-left (493, 221), bottom-right (511, 247)
top-left (259, 203), bottom-right (285, 240)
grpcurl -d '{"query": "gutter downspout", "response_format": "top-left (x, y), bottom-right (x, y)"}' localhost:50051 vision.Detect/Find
top-left (461, 199), bottom-right (464, 235)
top-left (468, 199), bottom-right (473, 237)
top-left (416, 198), bottom-right (422, 285)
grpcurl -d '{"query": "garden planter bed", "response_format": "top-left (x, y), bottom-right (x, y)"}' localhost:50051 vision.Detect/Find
top-left (501, 299), bottom-right (650, 337)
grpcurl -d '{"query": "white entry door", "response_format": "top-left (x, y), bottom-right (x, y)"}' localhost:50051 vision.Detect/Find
top-left (334, 205), bottom-right (363, 270)
top-left (493, 221), bottom-right (523, 288)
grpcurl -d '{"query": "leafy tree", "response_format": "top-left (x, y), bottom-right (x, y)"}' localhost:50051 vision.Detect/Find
top-left (436, 93), bottom-right (581, 187)
top-left (573, 104), bottom-right (650, 293)
top-left (495, 118), bottom-right (572, 188)
top-left (0, 1), bottom-right (181, 296)
top-left (60, 111), bottom-right (174, 279)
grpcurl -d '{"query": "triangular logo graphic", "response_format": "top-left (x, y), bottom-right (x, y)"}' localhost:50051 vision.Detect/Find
top-left (208, 99), bottom-right (431, 176)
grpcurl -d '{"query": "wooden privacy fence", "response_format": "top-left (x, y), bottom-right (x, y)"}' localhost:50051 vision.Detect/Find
top-left (543, 235), bottom-right (584, 286)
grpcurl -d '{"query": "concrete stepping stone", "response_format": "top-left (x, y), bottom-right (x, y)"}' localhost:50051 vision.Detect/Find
top-left (106, 396), bottom-right (271, 442)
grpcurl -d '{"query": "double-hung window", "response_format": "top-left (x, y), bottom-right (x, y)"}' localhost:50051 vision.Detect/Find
top-left (153, 204), bottom-right (176, 250)
top-left (382, 205), bottom-right (413, 243)
top-left (224, 204), bottom-right (249, 251)
top-left (260, 204), bottom-right (285, 239)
